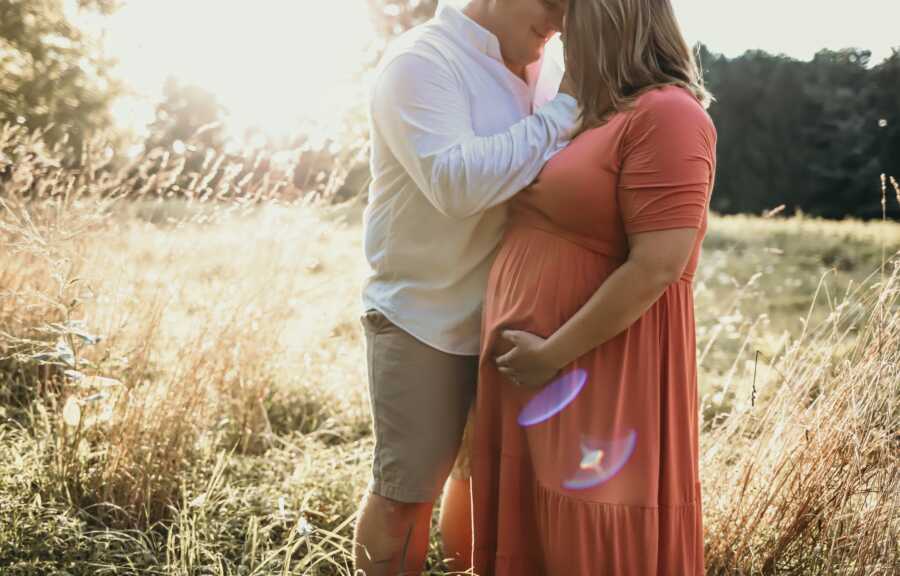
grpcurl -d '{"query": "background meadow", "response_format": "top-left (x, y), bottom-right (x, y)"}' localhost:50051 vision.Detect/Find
top-left (2, 1), bottom-right (899, 574)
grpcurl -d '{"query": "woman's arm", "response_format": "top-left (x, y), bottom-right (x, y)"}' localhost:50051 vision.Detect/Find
top-left (496, 226), bottom-right (698, 388)
top-left (497, 90), bottom-right (716, 388)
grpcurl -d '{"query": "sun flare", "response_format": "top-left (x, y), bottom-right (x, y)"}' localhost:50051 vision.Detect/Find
top-left (100, 0), bottom-right (376, 139)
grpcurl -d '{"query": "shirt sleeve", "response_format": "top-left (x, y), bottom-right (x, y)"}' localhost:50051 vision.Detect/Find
top-left (618, 90), bottom-right (717, 235)
top-left (371, 52), bottom-right (580, 220)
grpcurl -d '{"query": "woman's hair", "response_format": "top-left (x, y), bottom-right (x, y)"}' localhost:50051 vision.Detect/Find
top-left (563, 0), bottom-right (712, 130)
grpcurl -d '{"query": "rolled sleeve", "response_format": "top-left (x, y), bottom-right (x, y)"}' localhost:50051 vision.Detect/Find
top-left (618, 92), bottom-right (717, 235)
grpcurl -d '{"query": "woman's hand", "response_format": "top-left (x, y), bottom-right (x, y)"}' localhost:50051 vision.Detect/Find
top-left (494, 330), bottom-right (562, 389)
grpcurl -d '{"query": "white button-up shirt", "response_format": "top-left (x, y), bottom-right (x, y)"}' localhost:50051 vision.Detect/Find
top-left (362, 2), bottom-right (579, 355)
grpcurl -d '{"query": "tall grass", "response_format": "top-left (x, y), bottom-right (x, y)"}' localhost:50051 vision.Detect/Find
top-left (697, 175), bottom-right (900, 574)
top-left (701, 262), bottom-right (899, 573)
top-left (1, 129), bottom-right (286, 527)
top-left (2, 124), bottom-right (899, 574)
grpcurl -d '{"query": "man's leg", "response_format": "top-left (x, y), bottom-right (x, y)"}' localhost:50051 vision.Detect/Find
top-left (354, 493), bottom-right (433, 576)
top-left (354, 310), bottom-right (477, 575)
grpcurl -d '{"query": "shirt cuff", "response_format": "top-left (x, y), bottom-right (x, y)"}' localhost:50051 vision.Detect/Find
top-left (539, 93), bottom-right (582, 139)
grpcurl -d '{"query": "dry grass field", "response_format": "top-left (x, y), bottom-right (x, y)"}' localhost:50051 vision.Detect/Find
top-left (1, 132), bottom-right (899, 574)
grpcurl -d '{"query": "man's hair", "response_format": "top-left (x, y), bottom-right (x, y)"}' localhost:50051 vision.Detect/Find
top-left (563, 0), bottom-right (711, 130)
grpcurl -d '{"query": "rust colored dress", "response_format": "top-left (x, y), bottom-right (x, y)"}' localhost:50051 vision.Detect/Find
top-left (471, 86), bottom-right (717, 575)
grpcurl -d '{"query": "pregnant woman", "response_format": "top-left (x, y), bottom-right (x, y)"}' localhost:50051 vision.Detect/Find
top-left (470, 0), bottom-right (716, 574)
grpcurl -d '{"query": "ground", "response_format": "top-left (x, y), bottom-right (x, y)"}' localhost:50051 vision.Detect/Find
top-left (1, 199), bottom-right (898, 575)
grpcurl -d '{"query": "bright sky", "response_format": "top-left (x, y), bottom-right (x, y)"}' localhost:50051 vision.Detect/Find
top-left (83, 0), bottom-right (898, 138)
top-left (674, 0), bottom-right (897, 64)
top-left (85, 0), bottom-right (376, 139)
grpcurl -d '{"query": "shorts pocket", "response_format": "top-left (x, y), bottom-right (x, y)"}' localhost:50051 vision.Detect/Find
top-left (360, 308), bottom-right (393, 335)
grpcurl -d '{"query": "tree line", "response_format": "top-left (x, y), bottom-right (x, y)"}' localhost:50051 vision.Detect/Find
top-left (699, 46), bottom-right (899, 219)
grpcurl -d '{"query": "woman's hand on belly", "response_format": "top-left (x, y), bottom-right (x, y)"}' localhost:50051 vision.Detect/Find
top-left (494, 330), bottom-right (561, 389)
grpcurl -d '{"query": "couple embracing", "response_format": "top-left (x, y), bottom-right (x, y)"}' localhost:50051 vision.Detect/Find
top-left (354, 0), bottom-right (716, 574)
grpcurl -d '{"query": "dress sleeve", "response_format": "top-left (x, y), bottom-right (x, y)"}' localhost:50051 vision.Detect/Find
top-left (618, 89), bottom-right (717, 235)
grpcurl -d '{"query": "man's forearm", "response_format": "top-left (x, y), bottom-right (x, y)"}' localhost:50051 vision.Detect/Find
top-left (373, 52), bottom-right (580, 219)
top-left (421, 94), bottom-right (580, 219)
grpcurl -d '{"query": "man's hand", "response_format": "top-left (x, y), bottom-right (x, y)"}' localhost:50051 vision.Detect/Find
top-left (494, 330), bottom-right (561, 389)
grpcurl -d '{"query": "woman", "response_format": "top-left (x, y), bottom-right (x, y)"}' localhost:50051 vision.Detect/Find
top-left (470, 0), bottom-right (716, 574)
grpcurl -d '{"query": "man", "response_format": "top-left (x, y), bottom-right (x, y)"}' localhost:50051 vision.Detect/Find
top-left (355, 1), bottom-right (576, 574)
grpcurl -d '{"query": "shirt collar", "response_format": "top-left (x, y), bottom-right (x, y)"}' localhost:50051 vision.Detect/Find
top-left (436, 1), bottom-right (504, 62)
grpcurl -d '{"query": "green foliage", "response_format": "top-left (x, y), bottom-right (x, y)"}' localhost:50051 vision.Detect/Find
top-left (701, 46), bottom-right (900, 219)
top-left (0, 0), bottom-right (122, 155)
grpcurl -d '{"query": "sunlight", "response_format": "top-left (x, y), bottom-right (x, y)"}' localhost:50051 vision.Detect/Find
top-left (100, 0), bottom-right (375, 139)
top-left (89, 0), bottom-right (897, 142)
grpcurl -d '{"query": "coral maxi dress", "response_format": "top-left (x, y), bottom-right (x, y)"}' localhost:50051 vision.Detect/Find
top-left (471, 86), bottom-right (717, 575)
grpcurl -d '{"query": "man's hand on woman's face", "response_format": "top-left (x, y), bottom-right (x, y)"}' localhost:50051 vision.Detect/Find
top-left (494, 330), bottom-right (560, 389)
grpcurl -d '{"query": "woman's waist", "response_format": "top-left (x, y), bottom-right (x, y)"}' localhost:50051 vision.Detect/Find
top-left (482, 267), bottom-right (694, 359)
top-left (506, 204), bottom-right (626, 261)
top-left (506, 204), bottom-right (700, 282)
top-left (486, 237), bottom-right (618, 341)
top-left (485, 231), bottom-right (695, 351)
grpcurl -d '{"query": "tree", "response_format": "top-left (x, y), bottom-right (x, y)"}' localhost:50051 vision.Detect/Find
top-left (0, 0), bottom-right (122, 155)
top-left (144, 77), bottom-right (226, 154)
top-left (802, 49), bottom-right (879, 218)
top-left (868, 50), bottom-right (900, 206)
top-left (700, 45), bottom-right (899, 220)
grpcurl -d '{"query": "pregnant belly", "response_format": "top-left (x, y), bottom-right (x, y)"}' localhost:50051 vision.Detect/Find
top-left (482, 226), bottom-right (623, 359)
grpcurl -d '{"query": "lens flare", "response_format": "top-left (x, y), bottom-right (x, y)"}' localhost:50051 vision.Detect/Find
top-left (563, 430), bottom-right (638, 490)
top-left (517, 368), bottom-right (588, 427)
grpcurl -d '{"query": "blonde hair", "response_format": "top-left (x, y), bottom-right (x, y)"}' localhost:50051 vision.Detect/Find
top-left (563, 0), bottom-right (712, 130)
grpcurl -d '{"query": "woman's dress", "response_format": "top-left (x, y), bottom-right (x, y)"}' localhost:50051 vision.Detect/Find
top-left (471, 85), bottom-right (717, 575)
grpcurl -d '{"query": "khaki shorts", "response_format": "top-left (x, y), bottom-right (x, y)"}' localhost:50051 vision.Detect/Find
top-left (361, 309), bottom-right (477, 503)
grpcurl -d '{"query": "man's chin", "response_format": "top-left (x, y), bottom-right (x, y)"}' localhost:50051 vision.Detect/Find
top-left (509, 46), bottom-right (543, 71)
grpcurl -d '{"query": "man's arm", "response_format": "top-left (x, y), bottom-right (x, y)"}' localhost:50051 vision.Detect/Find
top-left (372, 52), bottom-right (579, 220)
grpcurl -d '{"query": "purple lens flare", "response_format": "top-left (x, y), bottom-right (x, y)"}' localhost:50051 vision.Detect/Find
top-left (562, 429), bottom-right (638, 490)
top-left (517, 368), bottom-right (588, 427)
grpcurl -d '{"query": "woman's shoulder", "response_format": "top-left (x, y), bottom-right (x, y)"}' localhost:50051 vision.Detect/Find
top-left (628, 85), bottom-right (714, 132)
top-left (573, 86), bottom-right (714, 155)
